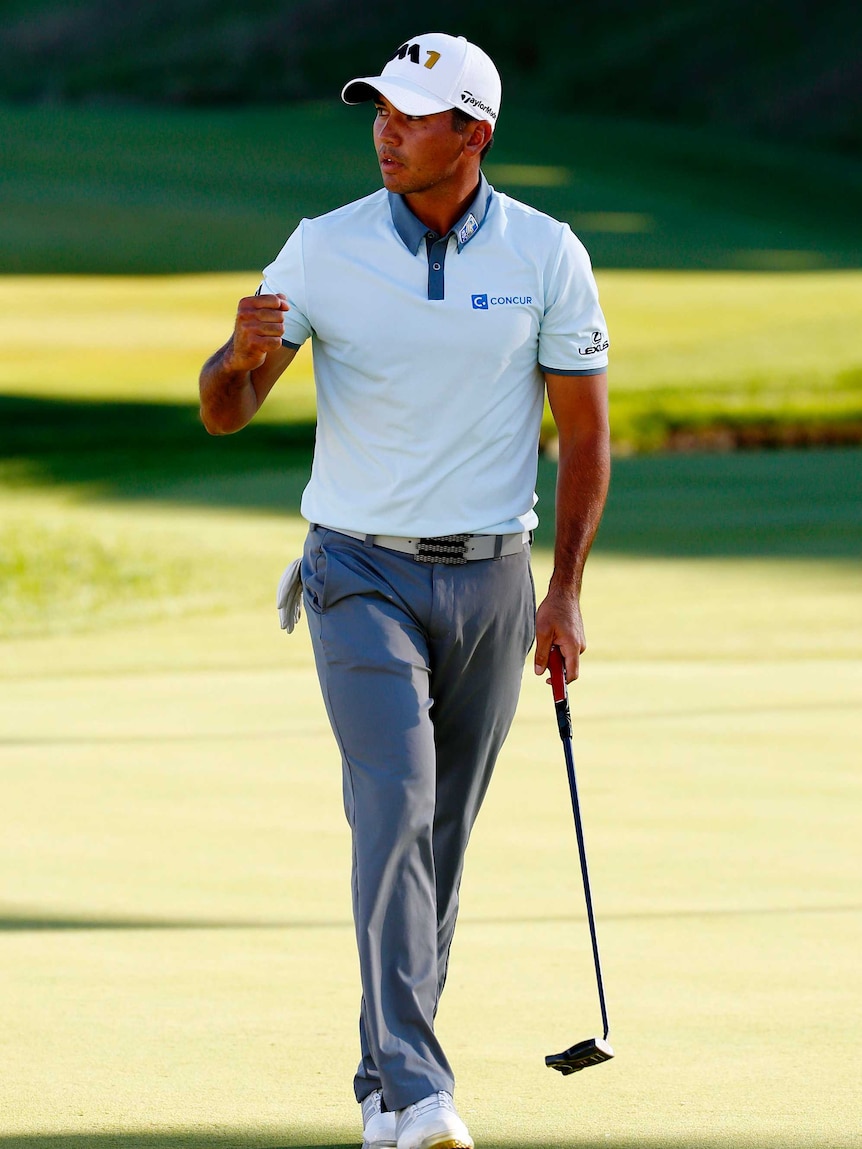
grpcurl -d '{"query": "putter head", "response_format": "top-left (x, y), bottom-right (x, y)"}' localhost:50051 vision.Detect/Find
top-left (546, 1036), bottom-right (614, 1075)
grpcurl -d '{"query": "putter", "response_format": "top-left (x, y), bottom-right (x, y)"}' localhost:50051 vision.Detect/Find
top-left (545, 644), bottom-right (614, 1075)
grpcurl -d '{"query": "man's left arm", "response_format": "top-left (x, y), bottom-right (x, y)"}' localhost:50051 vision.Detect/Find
top-left (534, 371), bottom-right (610, 683)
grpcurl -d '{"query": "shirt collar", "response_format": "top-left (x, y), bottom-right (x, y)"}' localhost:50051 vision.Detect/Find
top-left (388, 172), bottom-right (493, 254)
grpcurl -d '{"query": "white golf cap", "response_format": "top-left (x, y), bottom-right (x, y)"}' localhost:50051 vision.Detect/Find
top-left (341, 32), bottom-right (501, 131)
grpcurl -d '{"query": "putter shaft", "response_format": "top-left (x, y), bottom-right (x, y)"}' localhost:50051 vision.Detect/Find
top-left (546, 646), bottom-right (612, 1072)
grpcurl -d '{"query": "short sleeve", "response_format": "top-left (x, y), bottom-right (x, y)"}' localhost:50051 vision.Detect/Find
top-left (261, 221), bottom-right (314, 349)
top-left (538, 226), bottom-right (609, 376)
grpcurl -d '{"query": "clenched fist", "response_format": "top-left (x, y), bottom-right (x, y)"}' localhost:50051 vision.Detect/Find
top-left (227, 293), bottom-right (290, 373)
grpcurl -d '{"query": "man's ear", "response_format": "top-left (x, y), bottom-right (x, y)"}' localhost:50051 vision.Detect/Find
top-left (465, 121), bottom-right (493, 156)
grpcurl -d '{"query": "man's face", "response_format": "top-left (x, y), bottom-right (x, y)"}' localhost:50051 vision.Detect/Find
top-left (373, 95), bottom-right (471, 197)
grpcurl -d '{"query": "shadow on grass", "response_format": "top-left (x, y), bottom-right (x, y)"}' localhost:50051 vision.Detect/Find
top-left (0, 394), bottom-right (314, 512)
top-left (0, 1138), bottom-right (358, 1149)
top-left (1, 1133), bottom-right (856, 1149)
top-left (2, 395), bottom-right (861, 559)
top-left (2, 903), bottom-right (859, 934)
top-left (543, 446), bottom-right (862, 558)
top-left (0, 912), bottom-right (352, 932)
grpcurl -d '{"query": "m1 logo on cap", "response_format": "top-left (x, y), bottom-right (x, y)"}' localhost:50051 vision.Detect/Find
top-left (391, 42), bottom-right (441, 68)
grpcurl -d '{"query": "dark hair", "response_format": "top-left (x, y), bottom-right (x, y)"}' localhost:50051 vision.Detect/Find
top-left (451, 108), bottom-right (494, 160)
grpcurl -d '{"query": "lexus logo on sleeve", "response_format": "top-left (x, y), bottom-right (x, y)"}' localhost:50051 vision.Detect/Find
top-left (579, 331), bottom-right (609, 355)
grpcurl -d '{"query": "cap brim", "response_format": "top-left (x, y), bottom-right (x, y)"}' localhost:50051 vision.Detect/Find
top-left (341, 75), bottom-right (453, 117)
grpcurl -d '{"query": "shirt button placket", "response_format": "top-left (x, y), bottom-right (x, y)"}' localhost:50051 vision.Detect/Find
top-left (427, 236), bottom-right (448, 301)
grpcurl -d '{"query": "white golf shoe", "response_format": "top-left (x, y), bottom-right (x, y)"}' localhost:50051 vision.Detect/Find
top-left (395, 1091), bottom-right (473, 1149)
top-left (361, 1088), bottom-right (398, 1149)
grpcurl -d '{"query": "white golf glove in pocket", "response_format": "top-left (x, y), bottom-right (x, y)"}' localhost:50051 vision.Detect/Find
top-left (276, 558), bottom-right (303, 633)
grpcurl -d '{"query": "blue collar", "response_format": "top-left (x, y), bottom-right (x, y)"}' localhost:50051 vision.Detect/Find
top-left (388, 173), bottom-right (493, 254)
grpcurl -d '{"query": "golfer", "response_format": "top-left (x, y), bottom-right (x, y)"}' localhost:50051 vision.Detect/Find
top-left (199, 31), bottom-right (609, 1149)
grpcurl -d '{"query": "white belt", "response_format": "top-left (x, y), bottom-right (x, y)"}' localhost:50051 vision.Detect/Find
top-left (315, 525), bottom-right (530, 565)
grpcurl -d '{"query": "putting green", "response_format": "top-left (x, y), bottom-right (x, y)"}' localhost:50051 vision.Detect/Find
top-left (1, 495), bottom-right (859, 1146)
top-left (1, 259), bottom-right (860, 1146)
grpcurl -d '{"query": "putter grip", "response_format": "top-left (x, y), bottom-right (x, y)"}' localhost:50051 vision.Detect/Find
top-left (548, 645), bottom-right (567, 704)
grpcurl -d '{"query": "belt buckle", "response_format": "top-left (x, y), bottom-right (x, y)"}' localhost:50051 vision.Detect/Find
top-left (416, 534), bottom-right (470, 565)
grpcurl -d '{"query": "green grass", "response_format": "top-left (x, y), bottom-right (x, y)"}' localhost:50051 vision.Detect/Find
top-left (2, 0), bottom-right (860, 159)
top-left (2, 397), bottom-right (860, 1146)
top-left (0, 266), bottom-right (858, 641)
top-left (0, 515), bottom-right (190, 637)
top-left (2, 102), bottom-right (861, 275)
top-left (1, 502), bottom-right (859, 1145)
top-left (3, 100), bottom-right (861, 448)
top-left (2, 270), bottom-right (860, 456)
top-left (1, 98), bottom-right (861, 1147)
top-left (2, 445), bottom-right (860, 644)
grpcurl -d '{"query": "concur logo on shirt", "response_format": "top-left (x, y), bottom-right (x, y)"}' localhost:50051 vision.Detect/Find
top-left (472, 293), bottom-right (533, 309)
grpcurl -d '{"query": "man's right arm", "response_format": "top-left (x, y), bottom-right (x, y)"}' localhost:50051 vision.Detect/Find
top-left (199, 293), bottom-right (298, 435)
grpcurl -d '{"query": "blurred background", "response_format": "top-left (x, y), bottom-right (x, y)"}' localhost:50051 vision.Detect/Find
top-left (4, 0), bottom-right (862, 272)
top-left (1, 2), bottom-right (860, 1146)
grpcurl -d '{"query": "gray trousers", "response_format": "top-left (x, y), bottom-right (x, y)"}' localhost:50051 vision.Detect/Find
top-left (302, 526), bottom-right (535, 1111)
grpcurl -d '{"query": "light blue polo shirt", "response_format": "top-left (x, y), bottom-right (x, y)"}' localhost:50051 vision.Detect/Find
top-left (261, 175), bottom-right (608, 538)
